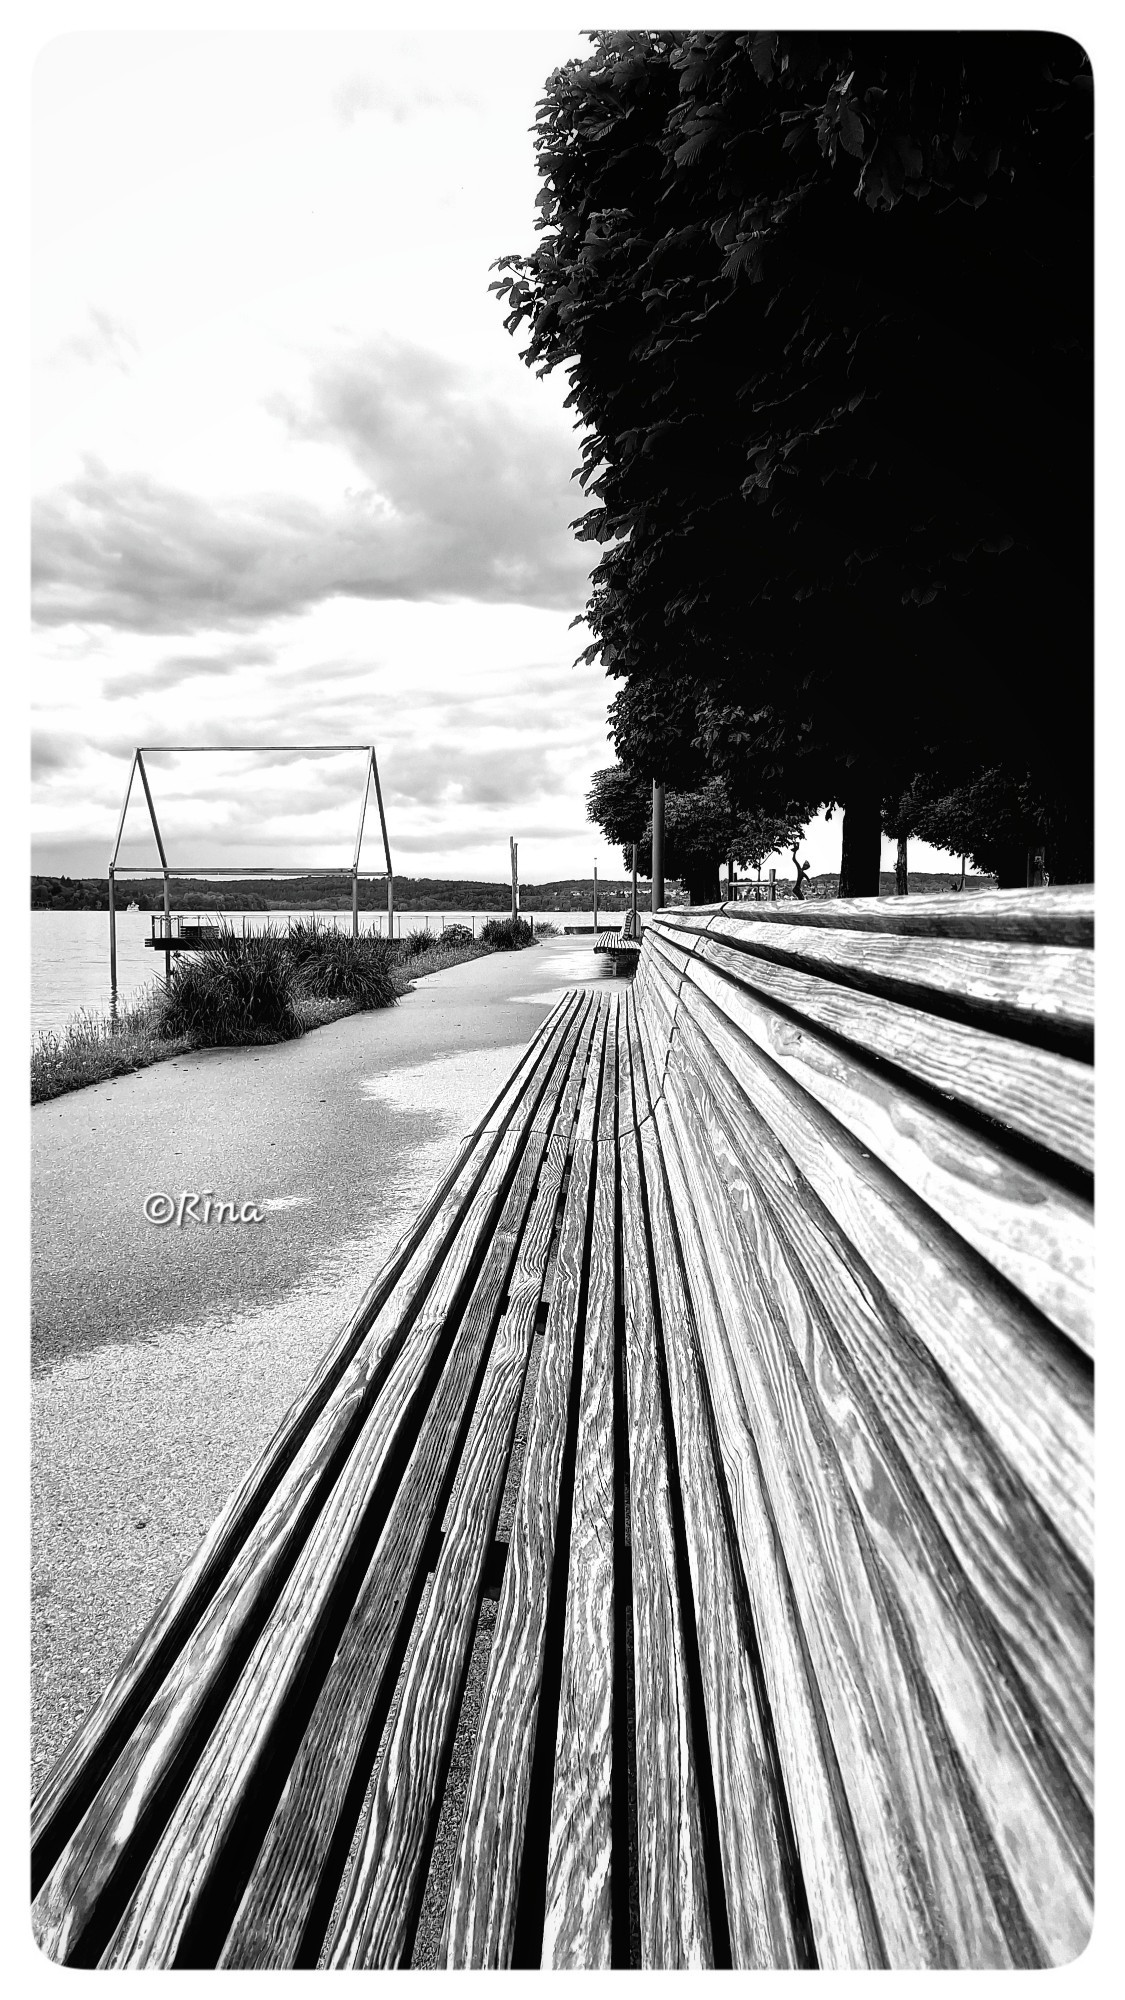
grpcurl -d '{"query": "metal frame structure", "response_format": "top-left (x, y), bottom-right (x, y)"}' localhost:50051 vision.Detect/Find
top-left (108, 745), bottom-right (394, 989)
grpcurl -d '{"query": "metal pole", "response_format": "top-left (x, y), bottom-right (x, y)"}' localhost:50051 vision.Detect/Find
top-left (387, 872), bottom-right (394, 936)
top-left (593, 860), bottom-right (598, 934)
top-left (651, 782), bottom-right (665, 913)
top-left (631, 843), bottom-right (638, 924)
top-left (163, 871), bottom-right (171, 984)
top-left (108, 868), bottom-right (117, 996)
top-left (351, 871), bottom-right (359, 938)
top-left (510, 837), bottom-right (518, 922)
top-left (769, 866), bottom-right (777, 904)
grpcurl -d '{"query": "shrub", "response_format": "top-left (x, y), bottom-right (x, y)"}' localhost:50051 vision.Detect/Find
top-left (480, 915), bottom-right (536, 951)
top-left (531, 918), bottom-right (559, 936)
top-left (161, 929), bottom-right (302, 1045)
top-left (286, 919), bottom-right (398, 1007)
top-left (397, 925), bottom-right (440, 960)
top-left (439, 923), bottom-right (474, 947)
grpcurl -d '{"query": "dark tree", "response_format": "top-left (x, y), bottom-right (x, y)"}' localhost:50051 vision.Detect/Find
top-left (587, 763), bottom-right (806, 905)
top-left (497, 31), bottom-right (1093, 890)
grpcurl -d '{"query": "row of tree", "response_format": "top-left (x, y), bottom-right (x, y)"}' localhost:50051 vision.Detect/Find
top-left (496, 31), bottom-right (1092, 894)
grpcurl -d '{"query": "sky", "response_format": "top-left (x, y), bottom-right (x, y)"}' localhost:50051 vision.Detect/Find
top-left (32, 27), bottom-right (974, 886)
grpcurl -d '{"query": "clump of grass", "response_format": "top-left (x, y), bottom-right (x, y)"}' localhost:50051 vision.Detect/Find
top-left (396, 925), bottom-right (440, 960)
top-left (32, 989), bottom-right (190, 1104)
top-left (161, 928), bottom-right (302, 1046)
top-left (479, 915), bottom-right (536, 951)
top-left (531, 918), bottom-right (559, 937)
top-left (436, 922), bottom-right (474, 947)
top-left (286, 918), bottom-right (398, 1007)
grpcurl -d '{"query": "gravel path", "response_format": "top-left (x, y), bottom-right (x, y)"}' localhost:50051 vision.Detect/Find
top-left (31, 936), bottom-right (617, 1799)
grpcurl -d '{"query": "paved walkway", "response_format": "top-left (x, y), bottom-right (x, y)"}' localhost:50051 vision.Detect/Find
top-left (31, 937), bottom-right (623, 1789)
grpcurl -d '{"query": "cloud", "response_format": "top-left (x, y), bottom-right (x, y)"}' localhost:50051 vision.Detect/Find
top-left (32, 341), bottom-right (593, 634)
top-left (55, 306), bottom-right (140, 373)
top-left (31, 730), bottom-right (83, 778)
top-left (102, 642), bottom-right (277, 698)
top-left (331, 72), bottom-right (480, 127)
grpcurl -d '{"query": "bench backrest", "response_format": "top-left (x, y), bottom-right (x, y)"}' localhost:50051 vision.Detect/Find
top-left (632, 884), bottom-right (1093, 1966)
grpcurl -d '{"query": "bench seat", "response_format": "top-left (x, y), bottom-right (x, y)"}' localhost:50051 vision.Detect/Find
top-left (31, 886), bottom-right (1093, 1969)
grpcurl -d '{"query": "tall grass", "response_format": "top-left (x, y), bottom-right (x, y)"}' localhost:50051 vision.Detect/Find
top-left (32, 990), bottom-right (191, 1104)
top-left (479, 916), bottom-right (536, 950)
top-left (286, 917), bottom-right (398, 1007)
top-left (161, 928), bottom-right (302, 1046)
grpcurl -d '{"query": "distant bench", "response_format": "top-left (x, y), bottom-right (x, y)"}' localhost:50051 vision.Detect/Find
top-left (31, 886), bottom-right (1093, 1969)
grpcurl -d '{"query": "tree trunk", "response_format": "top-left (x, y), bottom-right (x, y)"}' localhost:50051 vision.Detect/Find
top-left (995, 841), bottom-right (1027, 889)
top-left (839, 785), bottom-right (882, 898)
top-left (894, 836), bottom-right (909, 895)
top-left (686, 858), bottom-right (722, 906)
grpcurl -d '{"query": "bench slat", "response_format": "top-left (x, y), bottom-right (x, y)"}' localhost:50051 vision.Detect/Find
top-left (657, 1070), bottom-right (1018, 1968)
top-left (656, 883), bottom-right (1093, 948)
top-left (670, 1000), bottom-right (1092, 1812)
top-left (627, 998), bottom-right (826, 1968)
top-left (690, 931), bottom-right (1092, 1174)
top-left (647, 934), bottom-right (1093, 1353)
top-left (661, 965), bottom-right (1093, 1571)
top-left (666, 1011), bottom-right (1093, 1961)
top-left (644, 1082), bottom-right (885, 1967)
top-left (542, 990), bottom-right (620, 1967)
top-left (616, 995), bottom-right (714, 1967)
top-left (440, 995), bottom-right (611, 1966)
top-left (655, 913), bottom-right (1092, 1055)
top-left (306, 996), bottom-right (600, 1969)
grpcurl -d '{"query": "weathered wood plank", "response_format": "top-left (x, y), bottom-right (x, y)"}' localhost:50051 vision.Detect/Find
top-left (651, 913), bottom-right (1093, 1055)
top-left (671, 999), bottom-right (1092, 1810)
top-left (689, 931), bottom-right (1093, 1174)
top-left (670, 974), bottom-right (1092, 1571)
top-left (616, 996), bottom-right (713, 1967)
top-left (667, 1013), bottom-right (1092, 1961)
top-left (33, 993), bottom-right (585, 1968)
top-left (672, 950), bottom-right (1092, 1353)
top-left (310, 997), bottom-right (600, 1970)
top-left (656, 1071), bottom-right (1016, 1967)
top-left (541, 991), bottom-right (619, 1968)
top-left (440, 994), bottom-right (612, 1967)
top-left (99, 997), bottom-right (590, 1968)
top-left (655, 882), bottom-right (1093, 948)
top-left (637, 1077), bottom-right (881, 1969)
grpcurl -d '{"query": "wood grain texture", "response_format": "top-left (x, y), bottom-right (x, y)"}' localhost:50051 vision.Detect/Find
top-left (312, 997), bottom-right (600, 1970)
top-left (667, 972), bottom-right (1092, 1571)
top-left (667, 1013), bottom-right (1092, 1961)
top-left (671, 1000), bottom-right (1092, 1813)
top-left (651, 913), bottom-right (1093, 1054)
top-left (691, 930), bottom-right (1093, 1174)
top-left (99, 996), bottom-right (587, 1968)
top-left (640, 1075), bottom-right (883, 1969)
top-left (541, 990), bottom-right (619, 1968)
top-left (616, 997), bottom-right (712, 1967)
top-left (655, 882), bottom-right (1093, 948)
top-left (665, 944), bottom-right (1093, 1354)
top-left (656, 1068), bottom-right (1016, 1968)
top-left (624, 994), bottom-right (810, 1969)
top-left (441, 995), bottom-right (611, 1967)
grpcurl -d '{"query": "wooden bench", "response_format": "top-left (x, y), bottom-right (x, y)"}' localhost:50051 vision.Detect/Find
top-left (31, 886), bottom-right (1093, 1969)
top-left (593, 905), bottom-right (642, 967)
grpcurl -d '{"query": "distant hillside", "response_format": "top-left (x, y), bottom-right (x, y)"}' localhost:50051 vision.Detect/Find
top-left (31, 867), bottom-right (991, 912)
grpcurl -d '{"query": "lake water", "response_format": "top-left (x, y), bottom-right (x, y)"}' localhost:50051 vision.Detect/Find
top-left (30, 909), bottom-right (581, 1036)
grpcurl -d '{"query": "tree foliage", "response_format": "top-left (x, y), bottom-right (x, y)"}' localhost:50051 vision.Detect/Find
top-left (586, 763), bottom-right (805, 903)
top-left (497, 31), bottom-right (1092, 881)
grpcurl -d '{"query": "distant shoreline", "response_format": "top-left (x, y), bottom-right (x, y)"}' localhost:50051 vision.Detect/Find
top-left (31, 868), bottom-right (991, 912)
